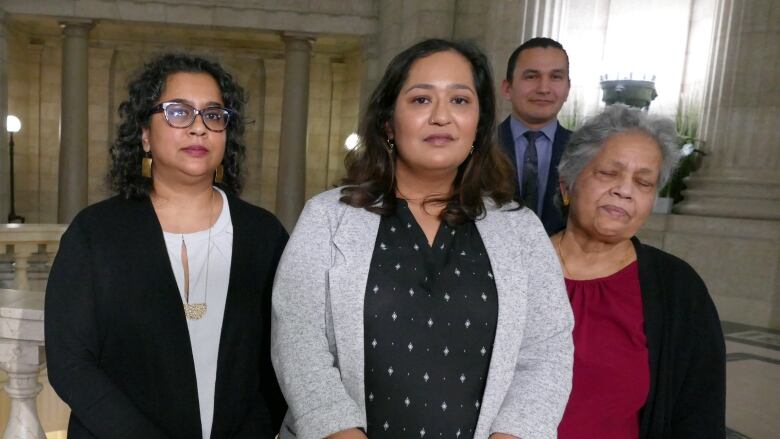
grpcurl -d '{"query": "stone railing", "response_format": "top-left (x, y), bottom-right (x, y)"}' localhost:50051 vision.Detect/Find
top-left (0, 225), bottom-right (67, 291)
top-left (0, 288), bottom-right (46, 438)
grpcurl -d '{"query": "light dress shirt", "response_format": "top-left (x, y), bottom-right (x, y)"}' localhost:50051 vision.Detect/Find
top-left (162, 187), bottom-right (233, 439)
top-left (510, 117), bottom-right (559, 213)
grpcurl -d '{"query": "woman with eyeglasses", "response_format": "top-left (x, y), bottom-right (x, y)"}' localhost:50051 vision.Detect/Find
top-left (45, 53), bottom-right (287, 438)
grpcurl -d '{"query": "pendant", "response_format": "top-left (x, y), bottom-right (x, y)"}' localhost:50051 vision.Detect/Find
top-left (184, 303), bottom-right (208, 320)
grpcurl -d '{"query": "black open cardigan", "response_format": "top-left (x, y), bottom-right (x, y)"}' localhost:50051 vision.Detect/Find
top-left (634, 237), bottom-right (726, 438)
top-left (45, 194), bottom-right (288, 438)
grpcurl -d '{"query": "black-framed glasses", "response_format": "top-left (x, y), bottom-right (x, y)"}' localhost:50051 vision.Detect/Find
top-left (150, 101), bottom-right (234, 132)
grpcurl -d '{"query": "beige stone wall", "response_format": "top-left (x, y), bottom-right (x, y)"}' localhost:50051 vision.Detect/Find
top-left (0, 9), bottom-right (8, 218)
top-left (259, 57), bottom-right (283, 211)
top-left (453, 0), bottom-right (528, 119)
top-left (376, 0), bottom-right (456, 72)
top-left (7, 27), bottom-right (60, 223)
top-left (331, 50), bottom-right (364, 186)
top-left (5, 17), bottom-right (362, 220)
top-left (0, 0), bottom-right (379, 36)
top-left (303, 52), bottom-right (363, 199)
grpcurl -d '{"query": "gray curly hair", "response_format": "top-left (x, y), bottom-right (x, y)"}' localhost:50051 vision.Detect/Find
top-left (558, 104), bottom-right (681, 195)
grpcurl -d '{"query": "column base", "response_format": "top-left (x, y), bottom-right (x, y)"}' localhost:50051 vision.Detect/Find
top-left (674, 174), bottom-right (780, 220)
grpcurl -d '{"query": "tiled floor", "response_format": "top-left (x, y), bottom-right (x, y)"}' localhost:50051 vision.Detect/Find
top-left (4, 321), bottom-right (779, 437)
top-left (723, 321), bottom-right (780, 439)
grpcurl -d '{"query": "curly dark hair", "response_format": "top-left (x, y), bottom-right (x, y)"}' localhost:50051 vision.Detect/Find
top-left (108, 53), bottom-right (247, 198)
top-left (340, 39), bottom-right (516, 225)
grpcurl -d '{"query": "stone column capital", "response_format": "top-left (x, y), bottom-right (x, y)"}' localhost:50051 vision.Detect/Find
top-left (58, 19), bottom-right (94, 36)
top-left (281, 31), bottom-right (316, 50)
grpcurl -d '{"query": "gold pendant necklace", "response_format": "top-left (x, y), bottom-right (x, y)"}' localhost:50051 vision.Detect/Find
top-left (184, 189), bottom-right (214, 321)
top-left (184, 302), bottom-right (208, 320)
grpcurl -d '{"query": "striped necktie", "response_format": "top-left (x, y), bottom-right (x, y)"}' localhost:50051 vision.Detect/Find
top-left (522, 131), bottom-right (542, 214)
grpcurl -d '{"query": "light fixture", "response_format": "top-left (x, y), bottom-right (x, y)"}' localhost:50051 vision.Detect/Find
top-left (6, 115), bottom-right (24, 223)
top-left (344, 133), bottom-right (360, 151)
top-left (6, 115), bottom-right (21, 133)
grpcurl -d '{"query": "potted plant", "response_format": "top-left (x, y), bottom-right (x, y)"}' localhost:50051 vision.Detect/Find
top-left (654, 98), bottom-right (705, 213)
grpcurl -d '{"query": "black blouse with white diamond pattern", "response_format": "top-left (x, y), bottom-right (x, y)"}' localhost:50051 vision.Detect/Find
top-left (363, 201), bottom-right (498, 438)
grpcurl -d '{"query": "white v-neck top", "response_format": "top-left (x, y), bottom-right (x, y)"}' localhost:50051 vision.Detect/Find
top-left (162, 187), bottom-right (233, 439)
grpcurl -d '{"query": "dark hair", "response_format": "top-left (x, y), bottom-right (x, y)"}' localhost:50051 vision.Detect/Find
top-left (108, 53), bottom-right (247, 198)
top-left (505, 37), bottom-right (569, 81)
top-left (340, 39), bottom-right (515, 225)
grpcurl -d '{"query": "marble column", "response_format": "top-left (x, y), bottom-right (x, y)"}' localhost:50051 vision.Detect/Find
top-left (57, 20), bottom-right (92, 224)
top-left (675, 0), bottom-right (780, 220)
top-left (0, 9), bottom-right (9, 219)
top-left (275, 33), bottom-right (314, 231)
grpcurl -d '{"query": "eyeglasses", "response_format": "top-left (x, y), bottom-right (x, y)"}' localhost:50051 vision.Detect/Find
top-left (149, 101), bottom-right (234, 132)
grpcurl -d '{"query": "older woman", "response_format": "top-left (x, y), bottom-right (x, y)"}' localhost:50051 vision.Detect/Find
top-left (45, 54), bottom-right (287, 438)
top-left (271, 39), bottom-right (573, 439)
top-left (553, 104), bottom-right (725, 438)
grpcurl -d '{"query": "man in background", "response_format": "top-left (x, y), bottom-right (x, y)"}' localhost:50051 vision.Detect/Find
top-left (499, 37), bottom-right (571, 235)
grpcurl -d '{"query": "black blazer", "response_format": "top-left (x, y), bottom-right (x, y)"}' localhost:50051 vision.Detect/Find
top-left (45, 194), bottom-right (288, 438)
top-left (498, 116), bottom-right (571, 235)
top-left (633, 237), bottom-right (726, 438)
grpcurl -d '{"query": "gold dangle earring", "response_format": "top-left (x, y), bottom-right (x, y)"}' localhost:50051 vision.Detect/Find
top-left (562, 193), bottom-right (571, 206)
top-left (141, 151), bottom-right (153, 178)
top-left (214, 165), bottom-right (224, 183)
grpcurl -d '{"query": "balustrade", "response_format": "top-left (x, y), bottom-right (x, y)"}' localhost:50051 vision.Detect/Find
top-left (0, 225), bottom-right (66, 291)
top-left (0, 288), bottom-right (46, 438)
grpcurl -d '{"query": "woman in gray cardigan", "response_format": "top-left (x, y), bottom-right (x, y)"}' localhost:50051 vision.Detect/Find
top-left (271, 39), bottom-right (573, 439)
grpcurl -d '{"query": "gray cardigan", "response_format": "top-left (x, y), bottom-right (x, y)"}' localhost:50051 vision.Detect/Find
top-left (271, 188), bottom-right (573, 439)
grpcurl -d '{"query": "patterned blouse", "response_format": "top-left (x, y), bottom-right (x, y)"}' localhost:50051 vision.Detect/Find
top-left (363, 200), bottom-right (498, 438)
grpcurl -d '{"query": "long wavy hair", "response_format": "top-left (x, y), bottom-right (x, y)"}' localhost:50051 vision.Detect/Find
top-left (108, 53), bottom-right (247, 198)
top-left (340, 39), bottom-right (515, 224)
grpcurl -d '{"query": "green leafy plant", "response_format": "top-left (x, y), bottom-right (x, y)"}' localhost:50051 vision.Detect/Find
top-left (658, 98), bottom-right (706, 203)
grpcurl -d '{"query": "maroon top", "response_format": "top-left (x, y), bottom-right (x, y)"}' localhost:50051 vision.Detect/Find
top-left (558, 261), bottom-right (649, 439)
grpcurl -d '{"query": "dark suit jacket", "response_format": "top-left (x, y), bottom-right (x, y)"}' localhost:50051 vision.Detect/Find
top-left (498, 116), bottom-right (571, 235)
top-left (633, 237), bottom-right (726, 438)
top-left (45, 194), bottom-right (288, 439)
